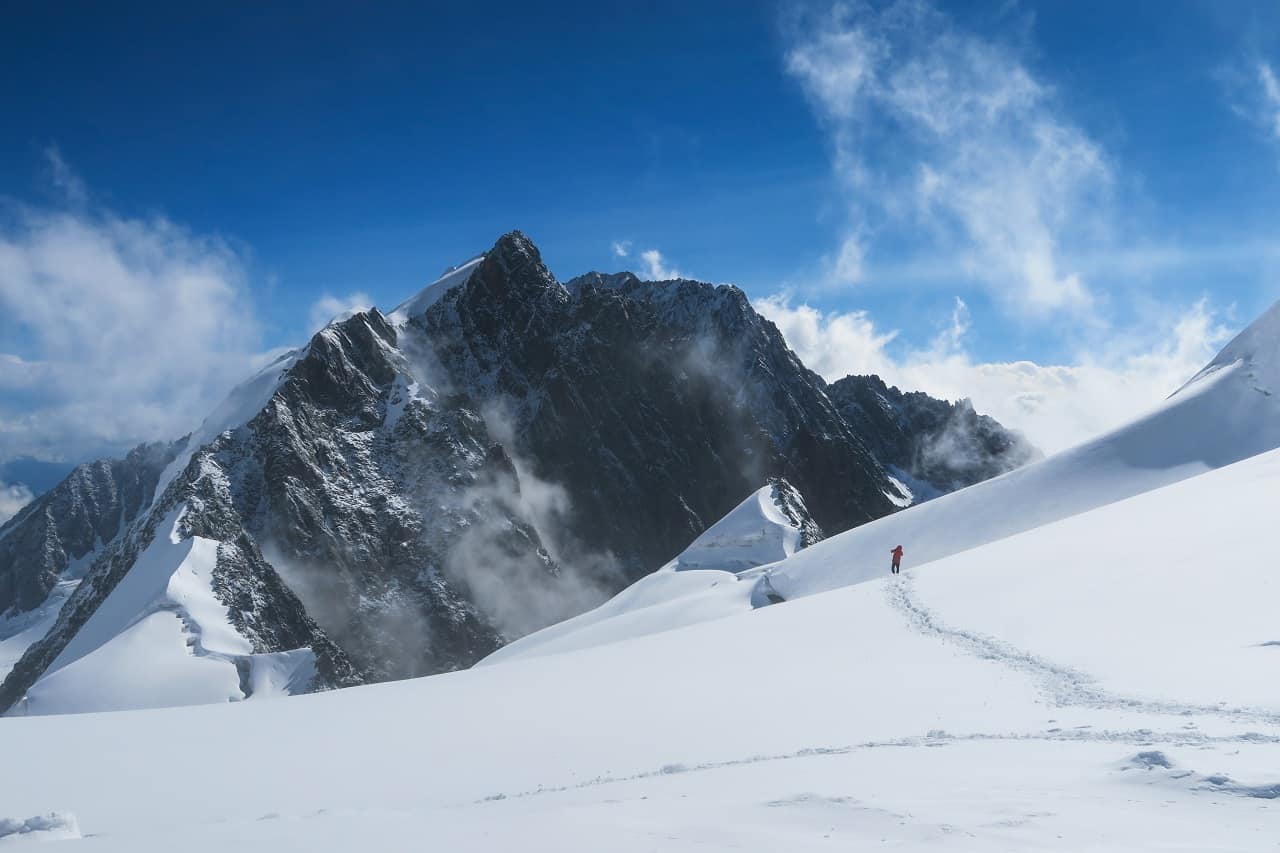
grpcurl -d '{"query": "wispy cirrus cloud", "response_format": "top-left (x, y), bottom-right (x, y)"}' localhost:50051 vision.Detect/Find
top-left (784, 0), bottom-right (1110, 315)
top-left (0, 150), bottom-right (263, 465)
top-left (1220, 58), bottom-right (1280, 147)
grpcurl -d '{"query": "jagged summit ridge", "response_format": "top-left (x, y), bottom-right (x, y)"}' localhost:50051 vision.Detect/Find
top-left (828, 374), bottom-right (1041, 498)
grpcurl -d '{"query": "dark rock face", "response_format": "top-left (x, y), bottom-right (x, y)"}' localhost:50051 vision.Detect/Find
top-left (205, 309), bottom-right (562, 681)
top-left (827, 374), bottom-right (1041, 496)
top-left (769, 477), bottom-right (825, 550)
top-left (420, 232), bottom-right (899, 580)
top-left (0, 441), bottom-right (180, 616)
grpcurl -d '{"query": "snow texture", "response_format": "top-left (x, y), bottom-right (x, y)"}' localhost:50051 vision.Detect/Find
top-left (0, 812), bottom-right (80, 843)
top-left (673, 481), bottom-right (816, 572)
top-left (0, 444), bottom-right (1278, 849)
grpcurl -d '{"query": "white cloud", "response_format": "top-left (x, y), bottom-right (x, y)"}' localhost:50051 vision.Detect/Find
top-left (757, 295), bottom-right (1232, 454)
top-left (611, 240), bottom-right (632, 258)
top-left (1223, 60), bottom-right (1280, 146)
top-left (0, 154), bottom-right (263, 464)
top-left (308, 292), bottom-right (372, 332)
top-left (639, 249), bottom-right (683, 281)
top-left (44, 146), bottom-right (87, 206)
top-left (785, 0), bottom-right (1110, 315)
top-left (0, 480), bottom-right (34, 524)
top-left (1257, 62), bottom-right (1280, 139)
top-left (833, 233), bottom-right (866, 285)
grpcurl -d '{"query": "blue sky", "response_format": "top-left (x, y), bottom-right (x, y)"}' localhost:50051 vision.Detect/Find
top-left (4, 0), bottom-right (1280, 500)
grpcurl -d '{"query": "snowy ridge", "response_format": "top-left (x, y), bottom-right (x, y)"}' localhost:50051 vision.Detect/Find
top-left (674, 480), bottom-right (818, 572)
top-left (389, 255), bottom-right (485, 322)
top-left (10, 505), bottom-right (317, 715)
top-left (150, 347), bottom-right (302, 517)
top-left (484, 479), bottom-right (821, 664)
top-left (1179, 298), bottom-right (1280, 393)
top-left (0, 579), bottom-right (77, 678)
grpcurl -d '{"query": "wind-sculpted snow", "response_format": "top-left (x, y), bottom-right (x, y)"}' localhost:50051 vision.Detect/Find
top-left (0, 812), bottom-right (80, 842)
top-left (674, 479), bottom-right (823, 572)
top-left (389, 255), bottom-right (485, 323)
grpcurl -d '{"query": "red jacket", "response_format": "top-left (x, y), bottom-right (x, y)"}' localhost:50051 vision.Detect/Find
top-left (890, 546), bottom-right (904, 560)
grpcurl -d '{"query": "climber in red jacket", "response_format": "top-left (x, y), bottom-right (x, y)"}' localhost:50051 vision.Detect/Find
top-left (890, 545), bottom-right (904, 575)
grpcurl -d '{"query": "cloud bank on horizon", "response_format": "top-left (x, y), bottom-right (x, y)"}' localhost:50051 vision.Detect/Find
top-left (756, 294), bottom-right (1231, 454)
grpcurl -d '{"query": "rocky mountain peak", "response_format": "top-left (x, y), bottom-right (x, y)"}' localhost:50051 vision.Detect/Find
top-left (468, 231), bottom-right (569, 307)
top-left (827, 374), bottom-right (1040, 497)
top-left (0, 229), bottom-right (1042, 715)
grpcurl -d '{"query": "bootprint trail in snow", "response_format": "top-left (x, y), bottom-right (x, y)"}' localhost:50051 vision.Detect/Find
top-left (473, 726), bottom-right (1280, 805)
top-left (886, 574), bottom-right (1280, 728)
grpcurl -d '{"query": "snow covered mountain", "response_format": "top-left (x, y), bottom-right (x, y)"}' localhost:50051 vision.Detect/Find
top-left (0, 232), bottom-right (1034, 715)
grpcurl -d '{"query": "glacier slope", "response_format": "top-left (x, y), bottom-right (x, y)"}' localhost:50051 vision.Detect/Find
top-left (0, 446), bottom-right (1277, 849)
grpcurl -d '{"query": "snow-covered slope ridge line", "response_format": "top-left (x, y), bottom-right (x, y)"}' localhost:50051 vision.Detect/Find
top-left (674, 478), bottom-right (823, 572)
top-left (759, 297), bottom-right (1280, 602)
top-left (1179, 298), bottom-right (1280, 393)
top-left (389, 255), bottom-right (485, 322)
top-left (482, 478), bottom-right (821, 664)
top-left (10, 504), bottom-right (318, 716)
top-left (150, 348), bottom-right (302, 517)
